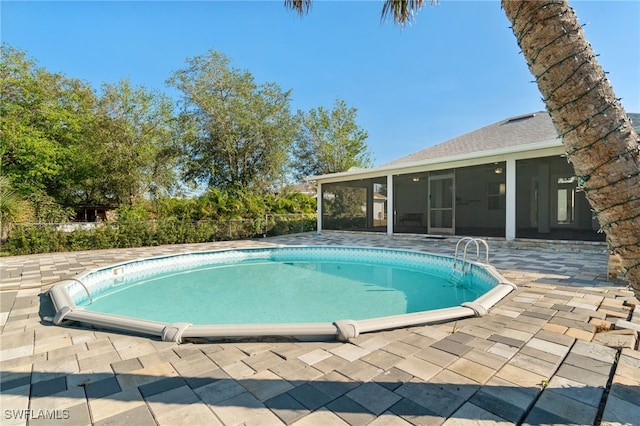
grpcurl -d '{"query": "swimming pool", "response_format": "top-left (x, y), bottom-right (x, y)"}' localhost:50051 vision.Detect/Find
top-left (47, 245), bottom-right (516, 342)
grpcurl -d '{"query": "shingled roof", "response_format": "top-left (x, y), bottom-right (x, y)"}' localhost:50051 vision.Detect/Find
top-left (383, 112), bottom-right (556, 167)
top-left (383, 111), bottom-right (640, 167)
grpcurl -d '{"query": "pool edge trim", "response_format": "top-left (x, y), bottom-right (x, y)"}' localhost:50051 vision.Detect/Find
top-left (45, 245), bottom-right (517, 343)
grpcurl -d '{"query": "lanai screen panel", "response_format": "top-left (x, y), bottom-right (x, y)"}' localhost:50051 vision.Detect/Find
top-left (321, 178), bottom-right (387, 232)
top-left (394, 165), bottom-right (506, 237)
top-left (516, 156), bottom-right (603, 241)
top-left (455, 163), bottom-right (506, 238)
top-left (394, 173), bottom-right (429, 234)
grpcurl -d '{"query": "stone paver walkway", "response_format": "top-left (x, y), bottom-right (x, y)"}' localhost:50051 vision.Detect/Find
top-left (1, 232), bottom-right (639, 425)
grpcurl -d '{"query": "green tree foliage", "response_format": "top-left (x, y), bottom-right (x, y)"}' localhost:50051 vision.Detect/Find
top-left (2, 44), bottom-right (322, 252)
top-left (154, 188), bottom-right (316, 222)
top-left (292, 99), bottom-right (371, 180)
top-left (168, 49), bottom-right (297, 192)
top-left (25, 192), bottom-right (75, 223)
top-left (1, 46), bottom-right (180, 212)
top-left (84, 79), bottom-right (179, 205)
top-left (0, 44), bottom-right (97, 203)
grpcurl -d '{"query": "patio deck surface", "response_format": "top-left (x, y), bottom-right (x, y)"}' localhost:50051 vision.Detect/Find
top-left (1, 232), bottom-right (639, 425)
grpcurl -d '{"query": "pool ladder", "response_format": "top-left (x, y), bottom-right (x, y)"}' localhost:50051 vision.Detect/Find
top-left (452, 237), bottom-right (490, 276)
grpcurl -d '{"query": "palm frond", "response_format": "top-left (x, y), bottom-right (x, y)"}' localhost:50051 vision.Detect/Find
top-left (381, 0), bottom-right (437, 26)
top-left (284, 0), bottom-right (312, 16)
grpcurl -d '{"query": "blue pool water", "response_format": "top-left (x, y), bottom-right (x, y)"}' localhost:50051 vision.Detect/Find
top-left (75, 247), bottom-right (496, 325)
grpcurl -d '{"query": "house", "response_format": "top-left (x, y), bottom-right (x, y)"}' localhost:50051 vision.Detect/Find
top-left (310, 111), bottom-right (640, 242)
top-left (74, 205), bottom-right (117, 222)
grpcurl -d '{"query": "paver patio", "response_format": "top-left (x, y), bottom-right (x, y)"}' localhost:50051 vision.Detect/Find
top-left (1, 232), bottom-right (639, 425)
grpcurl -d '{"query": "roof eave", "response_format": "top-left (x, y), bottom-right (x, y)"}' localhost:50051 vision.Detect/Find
top-left (306, 138), bottom-right (563, 182)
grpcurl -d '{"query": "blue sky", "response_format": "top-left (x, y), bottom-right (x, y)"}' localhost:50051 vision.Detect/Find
top-left (2, 0), bottom-right (639, 166)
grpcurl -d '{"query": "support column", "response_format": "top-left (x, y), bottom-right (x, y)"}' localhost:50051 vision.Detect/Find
top-left (505, 158), bottom-right (517, 240)
top-left (316, 182), bottom-right (322, 234)
top-left (538, 164), bottom-right (550, 233)
top-left (387, 174), bottom-right (394, 235)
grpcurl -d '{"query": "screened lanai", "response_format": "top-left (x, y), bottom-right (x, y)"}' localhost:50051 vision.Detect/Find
top-left (318, 157), bottom-right (601, 241)
top-left (312, 112), bottom-right (626, 242)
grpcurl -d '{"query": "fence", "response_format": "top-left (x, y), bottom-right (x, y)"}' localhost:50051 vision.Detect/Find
top-left (2, 214), bottom-right (316, 255)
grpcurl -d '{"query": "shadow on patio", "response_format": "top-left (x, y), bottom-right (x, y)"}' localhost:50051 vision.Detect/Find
top-left (3, 368), bottom-right (635, 424)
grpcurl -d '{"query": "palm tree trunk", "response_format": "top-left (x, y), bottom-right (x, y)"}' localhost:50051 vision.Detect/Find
top-left (501, 0), bottom-right (640, 294)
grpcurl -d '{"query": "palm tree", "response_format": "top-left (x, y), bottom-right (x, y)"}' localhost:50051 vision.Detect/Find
top-left (0, 176), bottom-right (32, 240)
top-left (285, 0), bottom-right (640, 295)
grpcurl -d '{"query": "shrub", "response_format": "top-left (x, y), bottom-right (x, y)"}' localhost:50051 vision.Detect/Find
top-left (3, 189), bottom-right (317, 255)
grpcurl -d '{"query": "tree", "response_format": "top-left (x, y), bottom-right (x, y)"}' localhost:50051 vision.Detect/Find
top-left (85, 79), bottom-right (179, 206)
top-left (1, 46), bottom-right (180, 209)
top-left (292, 99), bottom-right (372, 180)
top-left (285, 0), bottom-right (640, 295)
top-left (168, 50), bottom-right (297, 193)
top-left (0, 44), bottom-right (97, 204)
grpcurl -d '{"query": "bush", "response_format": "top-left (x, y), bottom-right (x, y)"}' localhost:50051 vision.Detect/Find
top-left (266, 215), bottom-right (315, 236)
top-left (4, 190), bottom-right (317, 255)
top-left (6, 224), bottom-right (65, 255)
top-left (4, 214), bottom-right (316, 255)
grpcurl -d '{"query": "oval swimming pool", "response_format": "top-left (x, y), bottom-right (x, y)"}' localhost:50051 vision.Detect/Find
top-left (47, 245), bottom-right (516, 342)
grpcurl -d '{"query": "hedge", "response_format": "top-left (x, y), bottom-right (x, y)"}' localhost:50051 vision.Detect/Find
top-left (4, 214), bottom-right (316, 255)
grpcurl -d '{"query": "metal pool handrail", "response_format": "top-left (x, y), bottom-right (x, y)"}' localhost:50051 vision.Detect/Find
top-left (454, 237), bottom-right (490, 273)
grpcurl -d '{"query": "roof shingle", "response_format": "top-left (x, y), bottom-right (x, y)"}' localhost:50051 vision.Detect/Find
top-left (383, 111), bottom-right (640, 167)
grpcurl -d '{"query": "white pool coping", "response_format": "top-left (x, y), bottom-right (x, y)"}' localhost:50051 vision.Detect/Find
top-left (46, 246), bottom-right (516, 343)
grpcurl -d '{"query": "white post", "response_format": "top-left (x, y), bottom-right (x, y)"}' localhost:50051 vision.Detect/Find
top-left (316, 182), bottom-right (322, 234)
top-left (505, 158), bottom-right (516, 240)
top-left (387, 174), bottom-right (394, 235)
